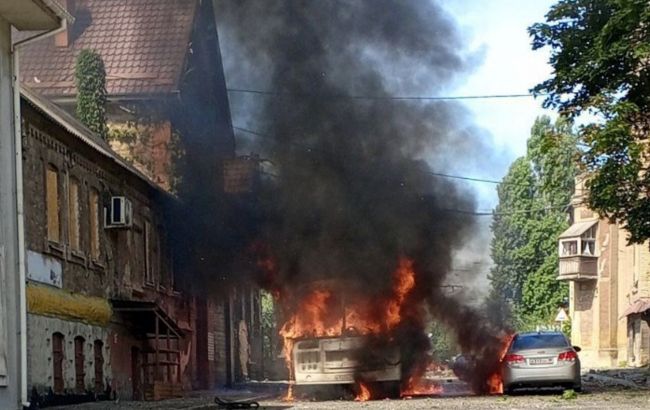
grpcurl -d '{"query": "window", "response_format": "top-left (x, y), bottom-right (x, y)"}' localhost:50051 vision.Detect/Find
top-left (511, 333), bottom-right (569, 350)
top-left (52, 332), bottom-right (65, 393)
top-left (93, 340), bottom-right (104, 393)
top-left (89, 189), bottom-right (100, 259)
top-left (74, 336), bottom-right (85, 392)
top-left (633, 244), bottom-right (641, 286)
top-left (144, 220), bottom-right (153, 284)
top-left (561, 240), bottom-right (578, 256)
top-left (581, 226), bottom-right (596, 256)
top-left (582, 240), bottom-right (595, 256)
top-left (68, 178), bottom-right (81, 251)
top-left (46, 166), bottom-right (60, 243)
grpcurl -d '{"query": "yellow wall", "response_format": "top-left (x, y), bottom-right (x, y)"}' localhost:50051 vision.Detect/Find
top-left (26, 282), bottom-right (112, 326)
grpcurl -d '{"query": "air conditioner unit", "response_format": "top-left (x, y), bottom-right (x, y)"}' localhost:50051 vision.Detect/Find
top-left (105, 196), bottom-right (132, 228)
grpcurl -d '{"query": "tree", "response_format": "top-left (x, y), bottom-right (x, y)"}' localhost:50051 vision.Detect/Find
top-left (75, 49), bottom-right (108, 139)
top-left (489, 157), bottom-right (537, 311)
top-left (489, 117), bottom-right (578, 329)
top-left (530, 0), bottom-right (650, 244)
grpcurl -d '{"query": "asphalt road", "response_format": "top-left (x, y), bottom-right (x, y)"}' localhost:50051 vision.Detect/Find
top-left (46, 372), bottom-right (650, 410)
top-left (47, 387), bottom-right (650, 410)
top-left (258, 390), bottom-right (650, 410)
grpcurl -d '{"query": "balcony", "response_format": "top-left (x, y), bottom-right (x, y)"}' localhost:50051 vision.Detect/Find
top-left (558, 255), bottom-right (598, 281)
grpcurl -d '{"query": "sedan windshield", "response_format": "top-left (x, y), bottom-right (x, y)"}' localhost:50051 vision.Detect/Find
top-left (511, 334), bottom-right (569, 350)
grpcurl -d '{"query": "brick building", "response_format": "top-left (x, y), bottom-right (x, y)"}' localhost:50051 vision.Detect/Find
top-left (18, 0), bottom-right (264, 400)
top-left (21, 86), bottom-right (190, 403)
top-left (558, 176), bottom-right (650, 368)
top-left (19, 0), bottom-right (236, 192)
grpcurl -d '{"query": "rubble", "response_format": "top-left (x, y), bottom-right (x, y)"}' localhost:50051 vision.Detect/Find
top-left (583, 368), bottom-right (650, 389)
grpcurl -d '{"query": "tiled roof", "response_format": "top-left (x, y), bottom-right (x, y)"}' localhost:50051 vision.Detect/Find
top-left (20, 0), bottom-right (197, 98)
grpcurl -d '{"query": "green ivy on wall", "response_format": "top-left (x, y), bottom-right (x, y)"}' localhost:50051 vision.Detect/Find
top-left (75, 49), bottom-right (108, 140)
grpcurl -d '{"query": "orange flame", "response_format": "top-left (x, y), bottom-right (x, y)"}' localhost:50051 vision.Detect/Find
top-left (283, 383), bottom-right (294, 402)
top-left (355, 382), bottom-right (372, 401)
top-left (279, 257), bottom-right (417, 341)
top-left (386, 259), bottom-right (416, 329)
top-left (401, 377), bottom-right (444, 397)
top-left (487, 333), bottom-right (515, 395)
top-left (275, 257), bottom-right (418, 400)
top-left (400, 357), bottom-right (445, 397)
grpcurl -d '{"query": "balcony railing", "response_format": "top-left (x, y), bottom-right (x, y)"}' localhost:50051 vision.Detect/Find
top-left (558, 255), bottom-right (598, 281)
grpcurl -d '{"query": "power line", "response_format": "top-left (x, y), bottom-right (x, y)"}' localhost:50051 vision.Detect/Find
top-left (438, 203), bottom-right (571, 217)
top-left (235, 126), bottom-right (586, 192)
top-left (427, 172), bottom-right (501, 184)
top-left (234, 126), bottom-right (504, 185)
top-left (227, 88), bottom-right (541, 101)
top-left (234, 126), bottom-right (580, 216)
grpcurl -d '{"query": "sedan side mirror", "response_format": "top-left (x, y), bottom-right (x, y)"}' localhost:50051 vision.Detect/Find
top-left (573, 346), bottom-right (581, 352)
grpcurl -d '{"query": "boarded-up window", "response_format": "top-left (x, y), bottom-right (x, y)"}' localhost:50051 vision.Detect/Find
top-left (89, 189), bottom-right (100, 259)
top-left (46, 166), bottom-right (60, 242)
top-left (94, 340), bottom-right (104, 393)
top-left (144, 221), bottom-right (153, 284)
top-left (74, 336), bottom-right (85, 392)
top-left (52, 332), bottom-right (65, 393)
top-left (68, 178), bottom-right (80, 251)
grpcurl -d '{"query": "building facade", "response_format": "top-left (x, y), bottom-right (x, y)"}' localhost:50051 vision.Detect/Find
top-left (20, 0), bottom-right (237, 193)
top-left (21, 88), bottom-right (196, 404)
top-left (17, 0), bottom-right (264, 400)
top-left (558, 177), bottom-right (650, 369)
top-left (0, 2), bottom-right (65, 408)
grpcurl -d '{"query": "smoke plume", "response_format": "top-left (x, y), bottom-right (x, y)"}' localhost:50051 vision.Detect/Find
top-left (215, 0), bottom-right (508, 392)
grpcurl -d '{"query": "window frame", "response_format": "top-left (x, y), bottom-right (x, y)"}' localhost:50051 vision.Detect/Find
top-left (143, 220), bottom-right (153, 286)
top-left (52, 332), bottom-right (65, 393)
top-left (559, 226), bottom-right (598, 258)
top-left (74, 336), bottom-right (86, 393)
top-left (68, 176), bottom-right (81, 252)
top-left (89, 188), bottom-right (101, 260)
top-left (45, 164), bottom-right (61, 243)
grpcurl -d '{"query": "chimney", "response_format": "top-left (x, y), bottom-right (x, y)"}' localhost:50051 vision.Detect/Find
top-left (54, 0), bottom-right (76, 47)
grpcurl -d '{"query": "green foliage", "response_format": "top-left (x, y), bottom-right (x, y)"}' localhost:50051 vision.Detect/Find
top-left (531, 0), bottom-right (650, 243)
top-left (489, 117), bottom-right (576, 330)
top-left (561, 389), bottom-right (578, 400)
top-left (261, 291), bottom-right (276, 360)
top-left (75, 49), bottom-right (108, 139)
top-left (107, 123), bottom-right (138, 144)
top-left (427, 321), bottom-right (458, 362)
top-left (517, 255), bottom-right (568, 329)
top-left (489, 157), bottom-right (536, 309)
top-left (168, 128), bottom-right (186, 194)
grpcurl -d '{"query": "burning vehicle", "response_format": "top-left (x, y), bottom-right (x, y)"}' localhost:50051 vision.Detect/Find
top-left (272, 262), bottom-right (456, 400)
top-left (292, 335), bottom-right (401, 390)
top-left (219, 0), bottom-right (515, 399)
top-left (277, 277), bottom-right (408, 398)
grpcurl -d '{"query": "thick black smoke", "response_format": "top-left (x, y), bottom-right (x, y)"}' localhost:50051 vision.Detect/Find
top-left (215, 0), bottom-right (508, 392)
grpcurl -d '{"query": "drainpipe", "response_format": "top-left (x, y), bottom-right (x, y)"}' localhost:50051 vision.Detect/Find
top-left (12, 18), bottom-right (67, 408)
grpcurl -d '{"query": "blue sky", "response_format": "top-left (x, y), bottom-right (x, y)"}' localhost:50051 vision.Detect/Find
top-left (439, 0), bottom-right (558, 210)
top-left (435, 1), bottom-right (560, 280)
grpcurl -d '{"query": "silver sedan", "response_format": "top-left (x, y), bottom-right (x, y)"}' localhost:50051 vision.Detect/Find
top-left (502, 331), bottom-right (581, 394)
